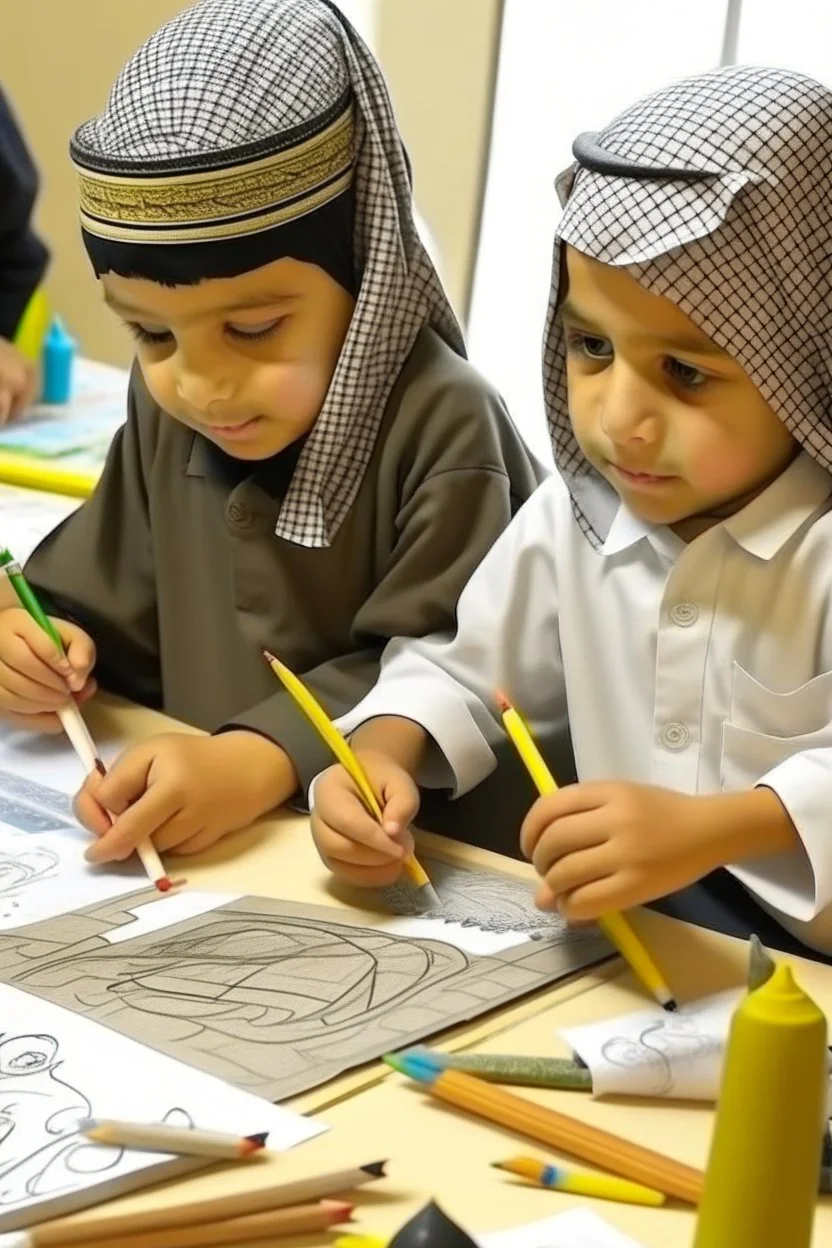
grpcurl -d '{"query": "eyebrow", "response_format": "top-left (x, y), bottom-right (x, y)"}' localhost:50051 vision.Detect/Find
top-left (559, 298), bottom-right (729, 359)
top-left (103, 291), bottom-right (300, 318)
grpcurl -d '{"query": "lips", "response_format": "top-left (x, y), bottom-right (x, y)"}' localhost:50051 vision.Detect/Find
top-left (612, 463), bottom-right (674, 484)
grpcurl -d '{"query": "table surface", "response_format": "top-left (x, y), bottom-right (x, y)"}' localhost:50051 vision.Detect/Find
top-left (19, 697), bottom-right (832, 1246)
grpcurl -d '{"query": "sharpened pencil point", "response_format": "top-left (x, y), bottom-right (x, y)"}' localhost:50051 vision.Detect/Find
top-left (244, 1131), bottom-right (269, 1151)
top-left (383, 1052), bottom-right (407, 1074)
top-left (495, 689), bottom-right (511, 713)
top-left (361, 1159), bottom-right (388, 1177)
top-left (420, 882), bottom-right (441, 910)
top-left (662, 997), bottom-right (678, 1013)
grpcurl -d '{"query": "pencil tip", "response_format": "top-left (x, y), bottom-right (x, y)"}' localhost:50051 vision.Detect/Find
top-left (93, 757), bottom-right (106, 776)
top-left (262, 649), bottom-right (277, 665)
top-left (361, 1160), bottom-right (388, 1177)
top-left (155, 876), bottom-right (174, 892)
top-left (245, 1131), bottom-right (269, 1150)
top-left (662, 997), bottom-right (679, 1013)
top-left (495, 689), bottom-right (510, 713)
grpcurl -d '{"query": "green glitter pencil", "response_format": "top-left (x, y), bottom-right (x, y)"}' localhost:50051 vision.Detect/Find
top-left (400, 1046), bottom-right (592, 1090)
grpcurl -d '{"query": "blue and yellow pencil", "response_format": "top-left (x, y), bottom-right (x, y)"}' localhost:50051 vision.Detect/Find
top-left (493, 1155), bottom-right (665, 1207)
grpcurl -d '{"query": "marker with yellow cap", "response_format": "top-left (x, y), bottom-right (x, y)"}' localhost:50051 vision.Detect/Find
top-left (693, 962), bottom-right (827, 1248)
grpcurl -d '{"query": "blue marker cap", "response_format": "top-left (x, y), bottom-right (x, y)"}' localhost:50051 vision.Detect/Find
top-left (41, 316), bottom-right (76, 405)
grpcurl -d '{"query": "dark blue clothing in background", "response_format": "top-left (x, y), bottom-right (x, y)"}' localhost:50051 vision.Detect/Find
top-left (0, 89), bottom-right (48, 341)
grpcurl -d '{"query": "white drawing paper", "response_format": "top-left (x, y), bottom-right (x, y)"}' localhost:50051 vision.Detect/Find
top-left (0, 488), bottom-right (79, 565)
top-left (0, 982), bottom-right (324, 1230)
top-left (0, 726), bottom-right (159, 930)
top-left (480, 1208), bottom-right (646, 1248)
top-left (560, 989), bottom-right (742, 1100)
top-left (381, 915), bottom-right (532, 955)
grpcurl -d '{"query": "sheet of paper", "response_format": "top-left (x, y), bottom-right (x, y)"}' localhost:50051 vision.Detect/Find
top-left (480, 1208), bottom-right (645, 1247)
top-left (380, 915), bottom-right (531, 955)
top-left (0, 982), bottom-right (324, 1230)
top-left (0, 726), bottom-right (153, 930)
top-left (0, 487), bottom-right (79, 564)
top-left (560, 989), bottom-right (741, 1100)
top-left (0, 359), bottom-right (127, 461)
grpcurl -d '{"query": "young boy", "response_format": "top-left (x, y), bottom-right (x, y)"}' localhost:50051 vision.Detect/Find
top-left (312, 65), bottom-right (832, 955)
top-left (0, 0), bottom-right (541, 861)
top-left (0, 88), bottom-right (47, 422)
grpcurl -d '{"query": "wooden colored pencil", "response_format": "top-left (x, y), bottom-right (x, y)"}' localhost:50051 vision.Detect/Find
top-left (386, 1051), bottom-right (703, 1206)
top-left (493, 1156), bottom-right (666, 1206)
top-left (495, 690), bottom-right (677, 1012)
top-left (7, 1163), bottom-right (384, 1245)
top-left (263, 650), bottom-right (439, 906)
top-left (79, 1118), bottom-right (268, 1160)
top-left (15, 1202), bottom-right (353, 1248)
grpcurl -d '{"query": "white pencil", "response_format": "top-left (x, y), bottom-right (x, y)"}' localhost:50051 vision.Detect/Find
top-left (79, 1118), bottom-right (269, 1160)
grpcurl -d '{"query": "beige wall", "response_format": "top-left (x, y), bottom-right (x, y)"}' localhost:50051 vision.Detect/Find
top-left (0, 1), bottom-right (500, 365)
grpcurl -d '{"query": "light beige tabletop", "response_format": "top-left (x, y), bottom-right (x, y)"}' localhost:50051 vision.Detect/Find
top-left (41, 697), bottom-right (832, 1246)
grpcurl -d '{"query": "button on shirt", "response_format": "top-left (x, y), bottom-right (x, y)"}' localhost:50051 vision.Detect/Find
top-left (338, 452), bottom-right (832, 953)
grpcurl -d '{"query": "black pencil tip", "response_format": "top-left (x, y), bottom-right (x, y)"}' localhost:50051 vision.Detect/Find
top-left (662, 998), bottom-right (679, 1013)
top-left (246, 1132), bottom-right (269, 1147)
top-left (361, 1160), bottom-right (388, 1178)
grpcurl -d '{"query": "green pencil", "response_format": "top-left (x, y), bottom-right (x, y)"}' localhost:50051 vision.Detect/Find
top-left (400, 1046), bottom-right (593, 1090)
top-left (0, 547), bottom-right (65, 652)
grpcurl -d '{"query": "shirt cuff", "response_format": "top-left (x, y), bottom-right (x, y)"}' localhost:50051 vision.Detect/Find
top-left (337, 676), bottom-right (497, 797)
top-left (730, 752), bottom-right (832, 923)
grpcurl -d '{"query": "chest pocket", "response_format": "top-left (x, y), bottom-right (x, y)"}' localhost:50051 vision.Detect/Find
top-left (721, 663), bottom-right (832, 792)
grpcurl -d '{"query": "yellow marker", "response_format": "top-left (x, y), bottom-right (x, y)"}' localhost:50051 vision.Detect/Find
top-left (0, 453), bottom-right (97, 498)
top-left (694, 962), bottom-right (827, 1248)
top-left (496, 690), bottom-right (676, 1011)
top-left (494, 1156), bottom-right (665, 1207)
top-left (263, 651), bottom-right (439, 907)
top-left (334, 1237), bottom-right (387, 1248)
top-left (13, 287), bottom-right (50, 361)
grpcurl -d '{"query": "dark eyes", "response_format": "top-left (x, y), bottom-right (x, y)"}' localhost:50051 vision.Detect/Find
top-left (125, 319), bottom-right (284, 347)
top-left (564, 330), bottom-right (708, 390)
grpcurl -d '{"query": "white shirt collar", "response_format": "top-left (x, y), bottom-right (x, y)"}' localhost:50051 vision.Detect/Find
top-left (600, 452), bottom-right (832, 562)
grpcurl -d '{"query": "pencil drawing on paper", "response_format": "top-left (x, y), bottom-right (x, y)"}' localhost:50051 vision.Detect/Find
top-left (382, 855), bottom-right (604, 941)
top-left (0, 1029), bottom-right (195, 1208)
top-left (0, 895), bottom-right (611, 1101)
top-left (0, 771), bottom-right (76, 835)
top-left (600, 1015), bottom-right (725, 1097)
top-left (0, 1030), bottom-right (120, 1204)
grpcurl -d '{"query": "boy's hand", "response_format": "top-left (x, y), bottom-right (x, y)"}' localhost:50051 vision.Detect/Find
top-left (0, 607), bottom-right (97, 732)
top-left (0, 338), bottom-right (38, 424)
top-left (77, 730), bottom-right (298, 861)
top-left (520, 782), bottom-right (798, 922)
top-left (311, 749), bottom-right (420, 887)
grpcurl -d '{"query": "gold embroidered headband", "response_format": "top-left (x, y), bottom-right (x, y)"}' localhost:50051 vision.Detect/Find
top-left (72, 97), bottom-right (354, 246)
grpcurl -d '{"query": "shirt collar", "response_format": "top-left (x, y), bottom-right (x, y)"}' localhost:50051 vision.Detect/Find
top-left (599, 452), bottom-right (832, 562)
top-left (722, 452), bottom-right (832, 560)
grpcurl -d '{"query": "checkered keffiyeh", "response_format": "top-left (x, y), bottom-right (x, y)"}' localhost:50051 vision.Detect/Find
top-left (76, 0), bottom-right (463, 547)
top-left (544, 65), bottom-right (832, 547)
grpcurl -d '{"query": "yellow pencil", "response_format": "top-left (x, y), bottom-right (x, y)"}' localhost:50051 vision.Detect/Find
top-left (495, 690), bottom-right (676, 1011)
top-left (263, 651), bottom-right (439, 907)
top-left (493, 1155), bottom-right (666, 1207)
top-left (0, 453), bottom-right (98, 498)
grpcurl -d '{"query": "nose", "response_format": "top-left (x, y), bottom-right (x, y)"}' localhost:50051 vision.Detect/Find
top-left (598, 361), bottom-right (661, 446)
top-left (174, 347), bottom-right (235, 413)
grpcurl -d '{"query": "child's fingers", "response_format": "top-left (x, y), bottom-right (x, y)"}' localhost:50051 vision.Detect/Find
top-left (328, 859), bottom-right (405, 888)
top-left (73, 775), bottom-right (114, 838)
top-left (1, 708), bottom-right (64, 734)
top-left (0, 385), bottom-right (11, 426)
top-left (57, 621), bottom-right (97, 685)
top-left (85, 781), bottom-right (177, 863)
top-left (74, 677), bottom-right (98, 705)
top-left (316, 822), bottom-right (407, 869)
top-left (0, 661), bottom-right (70, 710)
top-left (0, 624), bottom-right (73, 693)
top-left (379, 782), bottom-right (419, 838)
top-left (316, 794), bottom-right (406, 859)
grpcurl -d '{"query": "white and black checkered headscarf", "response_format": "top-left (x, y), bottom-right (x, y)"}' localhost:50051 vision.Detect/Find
top-left (545, 65), bottom-right (832, 547)
top-left (72, 0), bottom-right (463, 547)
